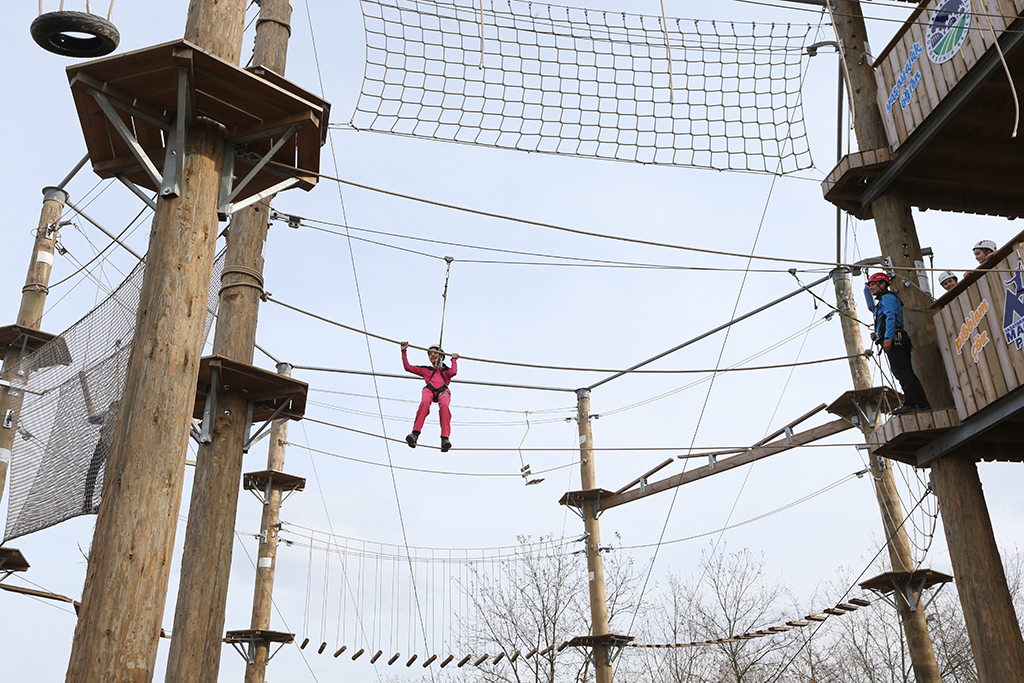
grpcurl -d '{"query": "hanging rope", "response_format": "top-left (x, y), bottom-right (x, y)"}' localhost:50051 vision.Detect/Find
top-left (437, 256), bottom-right (454, 351)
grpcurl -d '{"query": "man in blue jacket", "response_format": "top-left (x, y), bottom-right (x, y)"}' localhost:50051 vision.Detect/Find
top-left (866, 272), bottom-right (930, 415)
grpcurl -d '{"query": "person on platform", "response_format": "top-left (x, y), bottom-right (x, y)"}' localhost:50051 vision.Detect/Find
top-left (866, 272), bottom-right (930, 415)
top-left (83, 400), bottom-right (119, 513)
top-left (964, 239), bottom-right (998, 279)
top-left (938, 271), bottom-right (958, 292)
top-left (401, 342), bottom-right (458, 452)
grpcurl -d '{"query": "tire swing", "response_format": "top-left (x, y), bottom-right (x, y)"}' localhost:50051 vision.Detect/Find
top-left (31, 4), bottom-right (120, 58)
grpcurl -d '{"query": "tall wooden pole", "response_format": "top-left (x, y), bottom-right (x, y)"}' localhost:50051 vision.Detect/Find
top-left (832, 2), bottom-right (1024, 679)
top-left (0, 186), bottom-right (65, 506)
top-left (576, 389), bottom-right (613, 683)
top-left (165, 2), bottom-right (293, 681)
top-left (244, 363), bottom-right (292, 683)
top-left (831, 267), bottom-right (941, 683)
top-left (65, 2), bottom-right (247, 682)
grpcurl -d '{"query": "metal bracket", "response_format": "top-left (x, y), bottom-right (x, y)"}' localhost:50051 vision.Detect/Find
top-left (227, 638), bottom-right (289, 665)
top-left (3, 410), bottom-right (13, 429)
top-left (198, 366), bottom-right (221, 444)
top-left (242, 395), bottom-right (295, 453)
top-left (115, 174), bottom-right (158, 210)
top-left (708, 454), bottom-right (716, 470)
top-left (218, 123), bottom-right (302, 218)
top-left (89, 89), bottom-right (167, 191)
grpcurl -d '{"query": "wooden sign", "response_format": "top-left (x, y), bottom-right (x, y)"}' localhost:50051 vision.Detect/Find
top-left (934, 240), bottom-right (1024, 421)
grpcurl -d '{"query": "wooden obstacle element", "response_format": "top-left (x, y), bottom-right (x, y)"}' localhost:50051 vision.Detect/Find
top-left (406, 654), bottom-right (418, 666)
top-left (351, 648), bottom-right (364, 660)
top-left (317, 642), bottom-right (326, 654)
top-left (457, 654), bottom-right (472, 667)
top-left (439, 654), bottom-right (454, 667)
top-left (0, 582), bottom-right (81, 615)
top-left (421, 654), bottom-right (437, 667)
top-left (382, 651), bottom-right (395, 665)
top-left (473, 654), bottom-right (489, 666)
top-left (333, 646), bottom-right (346, 657)
top-left (372, 650), bottom-right (385, 664)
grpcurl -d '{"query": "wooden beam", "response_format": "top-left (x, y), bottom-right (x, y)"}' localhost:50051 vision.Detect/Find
top-left (599, 418), bottom-right (853, 510)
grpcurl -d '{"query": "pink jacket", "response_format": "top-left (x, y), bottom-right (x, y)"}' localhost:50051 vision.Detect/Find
top-left (402, 349), bottom-right (457, 389)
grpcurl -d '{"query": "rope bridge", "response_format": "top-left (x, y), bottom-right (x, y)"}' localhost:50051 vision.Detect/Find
top-left (352, 0), bottom-right (815, 174)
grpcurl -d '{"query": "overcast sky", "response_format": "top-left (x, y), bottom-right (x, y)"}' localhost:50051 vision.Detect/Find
top-left (2, 1), bottom-right (1023, 681)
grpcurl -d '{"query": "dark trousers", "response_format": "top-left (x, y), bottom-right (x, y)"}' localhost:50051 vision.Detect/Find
top-left (886, 344), bottom-right (928, 407)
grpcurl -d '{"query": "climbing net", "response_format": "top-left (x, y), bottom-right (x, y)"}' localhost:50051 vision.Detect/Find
top-left (352, 0), bottom-right (815, 174)
top-left (2, 253), bottom-right (224, 543)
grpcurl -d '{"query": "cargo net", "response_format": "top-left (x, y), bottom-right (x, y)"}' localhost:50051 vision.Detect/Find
top-left (3, 252), bottom-right (224, 543)
top-left (352, 0), bottom-right (815, 174)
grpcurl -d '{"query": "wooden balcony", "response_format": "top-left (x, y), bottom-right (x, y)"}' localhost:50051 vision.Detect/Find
top-left (870, 233), bottom-right (1024, 466)
top-left (934, 234), bottom-right (1024, 421)
top-left (823, 0), bottom-right (1024, 219)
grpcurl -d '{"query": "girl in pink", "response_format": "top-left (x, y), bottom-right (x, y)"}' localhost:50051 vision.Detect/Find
top-left (401, 341), bottom-right (458, 451)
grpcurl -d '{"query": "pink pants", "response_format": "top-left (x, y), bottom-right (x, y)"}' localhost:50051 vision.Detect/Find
top-left (413, 386), bottom-right (451, 437)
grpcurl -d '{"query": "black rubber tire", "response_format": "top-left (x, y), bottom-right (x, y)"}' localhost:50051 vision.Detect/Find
top-left (30, 11), bottom-right (119, 58)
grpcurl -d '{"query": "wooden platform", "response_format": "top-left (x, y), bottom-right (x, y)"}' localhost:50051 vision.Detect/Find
top-left (193, 355), bottom-right (307, 422)
top-left (0, 547), bottom-right (30, 575)
top-left (820, 148), bottom-right (893, 220)
top-left (224, 629), bottom-right (294, 645)
top-left (0, 324), bottom-right (67, 367)
top-left (243, 470), bottom-right (306, 494)
top-left (827, 386), bottom-right (902, 421)
top-left (65, 39), bottom-right (329, 207)
top-left (564, 633), bottom-right (634, 648)
top-left (558, 489), bottom-right (615, 510)
top-left (860, 569), bottom-right (953, 594)
top-left (867, 407), bottom-right (960, 465)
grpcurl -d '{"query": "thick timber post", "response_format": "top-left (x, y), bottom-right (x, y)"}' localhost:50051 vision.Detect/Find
top-left (244, 363), bottom-right (293, 683)
top-left (832, 2), bottom-right (1024, 679)
top-left (576, 389), bottom-right (613, 683)
top-left (165, 2), bottom-right (293, 682)
top-left (0, 186), bottom-right (66, 506)
top-left (65, 2), bottom-right (248, 682)
top-left (831, 267), bottom-right (941, 683)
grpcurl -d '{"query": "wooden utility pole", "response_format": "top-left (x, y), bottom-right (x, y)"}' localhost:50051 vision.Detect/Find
top-left (65, 2), bottom-right (247, 682)
top-left (0, 186), bottom-right (66, 506)
top-left (576, 389), bottom-right (613, 683)
top-left (244, 363), bottom-right (293, 683)
top-left (165, 1), bottom-right (294, 681)
top-left (832, 2), bottom-right (1024, 679)
top-left (830, 267), bottom-right (941, 683)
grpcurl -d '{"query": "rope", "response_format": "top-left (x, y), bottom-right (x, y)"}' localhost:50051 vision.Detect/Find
top-left (218, 264), bottom-right (265, 297)
top-left (266, 295), bottom-right (869, 374)
top-left (437, 257), bottom-right (454, 351)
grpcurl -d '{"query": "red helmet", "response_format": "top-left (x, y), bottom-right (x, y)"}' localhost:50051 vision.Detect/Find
top-left (867, 272), bottom-right (890, 286)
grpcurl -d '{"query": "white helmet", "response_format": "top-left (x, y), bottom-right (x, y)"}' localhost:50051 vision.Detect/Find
top-left (974, 239), bottom-right (997, 252)
top-left (938, 271), bottom-right (957, 283)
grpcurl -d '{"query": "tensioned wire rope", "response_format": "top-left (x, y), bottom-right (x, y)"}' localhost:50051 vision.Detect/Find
top-left (266, 293), bottom-right (868, 376)
top-left (300, 169), bottom-right (1002, 275)
top-left (301, 0), bottom-right (435, 670)
top-left (299, 312), bottom-right (839, 422)
top-left (614, 28), bottom-right (828, 667)
top-left (275, 211), bottom-right (830, 274)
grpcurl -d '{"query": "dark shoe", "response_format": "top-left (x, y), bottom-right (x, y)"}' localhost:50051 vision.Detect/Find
top-left (912, 402), bottom-right (931, 412)
top-left (440, 437), bottom-right (452, 452)
top-left (891, 403), bottom-right (913, 415)
top-left (406, 432), bottom-right (419, 448)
